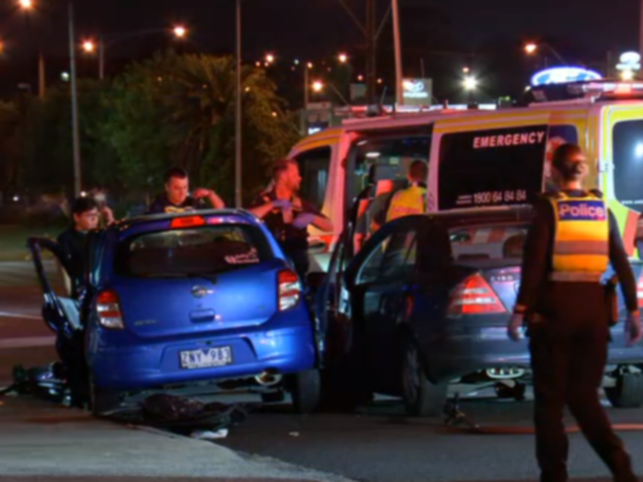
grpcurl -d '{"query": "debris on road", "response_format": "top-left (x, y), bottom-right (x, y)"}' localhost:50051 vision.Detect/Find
top-left (190, 428), bottom-right (229, 440)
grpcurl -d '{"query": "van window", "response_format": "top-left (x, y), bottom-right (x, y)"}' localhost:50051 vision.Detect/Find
top-left (353, 135), bottom-right (431, 196)
top-left (294, 146), bottom-right (332, 212)
top-left (613, 120), bottom-right (643, 212)
top-left (351, 135), bottom-right (431, 237)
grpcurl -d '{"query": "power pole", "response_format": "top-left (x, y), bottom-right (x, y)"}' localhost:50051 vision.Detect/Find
top-left (365, 0), bottom-right (376, 106)
top-left (336, 0), bottom-right (391, 107)
top-left (640, 0), bottom-right (643, 59)
top-left (235, 0), bottom-right (242, 208)
top-left (68, 1), bottom-right (82, 197)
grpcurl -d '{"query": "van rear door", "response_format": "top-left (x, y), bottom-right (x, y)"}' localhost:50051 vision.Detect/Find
top-left (429, 113), bottom-right (551, 212)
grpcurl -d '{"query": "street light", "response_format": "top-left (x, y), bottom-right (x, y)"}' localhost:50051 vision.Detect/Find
top-left (310, 79), bottom-right (350, 105)
top-left (524, 42), bottom-right (567, 66)
top-left (82, 40), bottom-right (95, 53)
top-left (18, 0), bottom-right (33, 9)
top-left (463, 76), bottom-right (478, 91)
top-left (173, 25), bottom-right (187, 38)
top-left (338, 53), bottom-right (348, 63)
top-left (265, 53), bottom-right (275, 64)
top-left (96, 26), bottom-right (188, 80)
top-left (525, 43), bottom-right (538, 55)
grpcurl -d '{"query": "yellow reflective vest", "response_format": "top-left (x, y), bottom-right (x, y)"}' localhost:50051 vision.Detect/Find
top-left (386, 185), bottom-right (427, 223)
top-left (549, 191), bottom-right (609, 281)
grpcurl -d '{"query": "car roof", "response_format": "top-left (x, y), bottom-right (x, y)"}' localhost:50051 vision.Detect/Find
top-left (426, 205), bottom-right (535, 228)
top-left (111, 208), bottom-right (260, 231)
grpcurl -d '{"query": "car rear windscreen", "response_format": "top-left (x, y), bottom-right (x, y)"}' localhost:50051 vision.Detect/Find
top-left (115, 224), bottom-right (273, 278)
top-left (449, 222), bottom-right (529, 264)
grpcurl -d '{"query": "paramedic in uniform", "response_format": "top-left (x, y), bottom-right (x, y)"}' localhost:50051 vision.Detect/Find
top-left (249, 159), bottom-right (333, 280)
top-left (508, 143), bottom-right (642, 482)
top-left (385, 159), bottom-right (428, 223)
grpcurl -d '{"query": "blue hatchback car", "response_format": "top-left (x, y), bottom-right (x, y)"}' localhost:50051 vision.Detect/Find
top-left (29, 209), bottom-right (321, 415)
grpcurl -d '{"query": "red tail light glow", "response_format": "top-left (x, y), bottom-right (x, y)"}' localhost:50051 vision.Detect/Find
top-left (278, 270), bottom-right (301, 311)
top-left (637, 273), bottom-right (643, 309)
top-left (170, 216), bottom-right (205, 229)
top-left (96, 290), bottom-right (125, 329)
top-left (448, 274), bottom-right (506, 315)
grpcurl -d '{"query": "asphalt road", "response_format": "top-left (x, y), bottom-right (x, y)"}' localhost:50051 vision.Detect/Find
top-left (219, 393), bottom-right (643, 482)
top-left (2, 260), bottom-right (643, 482)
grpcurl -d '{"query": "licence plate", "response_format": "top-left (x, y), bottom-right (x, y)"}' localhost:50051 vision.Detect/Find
top-left (179, 346), bottom-right (233, 369)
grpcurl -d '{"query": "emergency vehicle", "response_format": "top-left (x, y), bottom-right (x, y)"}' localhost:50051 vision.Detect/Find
top-left (287, 80), bottom-right (643, 273)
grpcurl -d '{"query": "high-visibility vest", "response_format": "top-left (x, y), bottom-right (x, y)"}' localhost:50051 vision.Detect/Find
top-left (549, 192), bottom-right (609, 281)
top-left (386, 185), bottom-right (427, 223)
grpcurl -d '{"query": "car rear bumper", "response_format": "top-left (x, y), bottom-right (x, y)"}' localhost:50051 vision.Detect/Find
top-left (88, 324), bottom-right (316, 391)
top-left (424, 325), bottom-right (531, 382)
top-left (423, 322), bottom-right (643, 382)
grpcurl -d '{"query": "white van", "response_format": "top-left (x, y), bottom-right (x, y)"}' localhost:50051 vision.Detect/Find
top-left (288, 81), bottom-right (643, 273)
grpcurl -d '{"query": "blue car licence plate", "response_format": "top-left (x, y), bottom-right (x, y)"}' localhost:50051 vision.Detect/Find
top-left (180, 346), bottom-right (233, 370)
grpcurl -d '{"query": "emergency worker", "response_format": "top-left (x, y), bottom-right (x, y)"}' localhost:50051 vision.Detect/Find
top-left (385, 159), bottom-right (428, 223)
top-left (248, 159), bottom-right (333, 280)
top-left (508, 143), bottom-right (642, 482)
top-left (147, 167), bottom-right (225, 214)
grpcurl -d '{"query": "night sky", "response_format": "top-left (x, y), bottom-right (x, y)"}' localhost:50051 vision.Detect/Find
top-left (0, 0), bottom-right (641, 98)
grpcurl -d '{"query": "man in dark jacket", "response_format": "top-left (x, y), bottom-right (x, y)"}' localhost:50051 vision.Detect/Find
top-left (146, 167), bottom-right (225, 214)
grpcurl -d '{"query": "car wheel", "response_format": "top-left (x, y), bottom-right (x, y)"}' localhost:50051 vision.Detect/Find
top-left (291, 369), bottom-right (321, 414)
top-left (605, 371), bottom-right (643, 408)
top-left (89, 377), bottom-right (121, 417)
top-left (401, 337), bottom-right (447, 417)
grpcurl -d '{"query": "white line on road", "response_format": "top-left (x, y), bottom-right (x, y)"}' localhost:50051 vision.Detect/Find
top-left (0, 312), bottom-right (42, 321)
top-left (0, 336), bottom-right (55, 349)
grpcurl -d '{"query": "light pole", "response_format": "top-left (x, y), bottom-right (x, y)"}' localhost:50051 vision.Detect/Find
top-left (17, 0), bottom-right (46, 98)
top-left (68, 1), bottom-right (81, 197)
top-left (391, 0), bottom-right (403, 106)
top-left (235, 0), bottom-right (242, 208)
top-left (87, 26), bottom-right (187, 80)
top-left (525, 42), bottom-right (568, 67)
top-left (311, 79), bottom-right (351, 106)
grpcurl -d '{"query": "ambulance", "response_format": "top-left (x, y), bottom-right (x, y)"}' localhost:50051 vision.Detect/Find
top-left (287, 80), bottom-right (643, 273)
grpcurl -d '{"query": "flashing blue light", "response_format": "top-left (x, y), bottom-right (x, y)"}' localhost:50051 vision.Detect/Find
top-left (531, 67), bottom-right (602, 87)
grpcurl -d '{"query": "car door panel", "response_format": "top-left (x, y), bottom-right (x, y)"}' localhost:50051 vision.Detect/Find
top-left (27, 237), bottom-right (79, 335)
top-left (348, 218), bottom-right (426, 394)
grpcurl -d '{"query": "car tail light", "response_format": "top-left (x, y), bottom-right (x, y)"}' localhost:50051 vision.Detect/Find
top-left (170, 216), bottom-right (205, 229)
top-left (448, 274), bottom-right (506, 315)
top-left (96, 290), bottom-right (125, 329)
top-left (278, 270), bottom-right (301, 311)
top-left (637, 273), bottom-right (643, 309)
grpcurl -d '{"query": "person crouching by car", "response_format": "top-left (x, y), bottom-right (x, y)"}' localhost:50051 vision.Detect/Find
top-left (146, 166), bottom-right (225, 214)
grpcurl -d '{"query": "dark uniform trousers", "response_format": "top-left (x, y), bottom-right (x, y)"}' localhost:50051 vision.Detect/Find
top-left (529, 282), bottom-right (636, 482)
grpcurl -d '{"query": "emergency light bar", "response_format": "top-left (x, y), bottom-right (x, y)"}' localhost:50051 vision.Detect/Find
top-left (530, 80), bottom-right (643, 103)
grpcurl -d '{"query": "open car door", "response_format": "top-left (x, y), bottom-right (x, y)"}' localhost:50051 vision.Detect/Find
top-left (27, 237), bottom-right (81, 337)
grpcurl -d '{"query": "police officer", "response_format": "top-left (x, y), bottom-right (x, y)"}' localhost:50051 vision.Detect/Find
top-left (384, 159), bottom-right (428, 223)
top-left (248, 159), bottom-right (333, 280)
top-left (508, 143), bottom-right (642, 482)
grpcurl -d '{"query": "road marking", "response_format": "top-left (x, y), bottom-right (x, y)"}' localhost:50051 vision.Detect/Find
top-left (0, 312), bottom-right (42, 321)
top-left (0, 336), bottom-right (55, 349)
